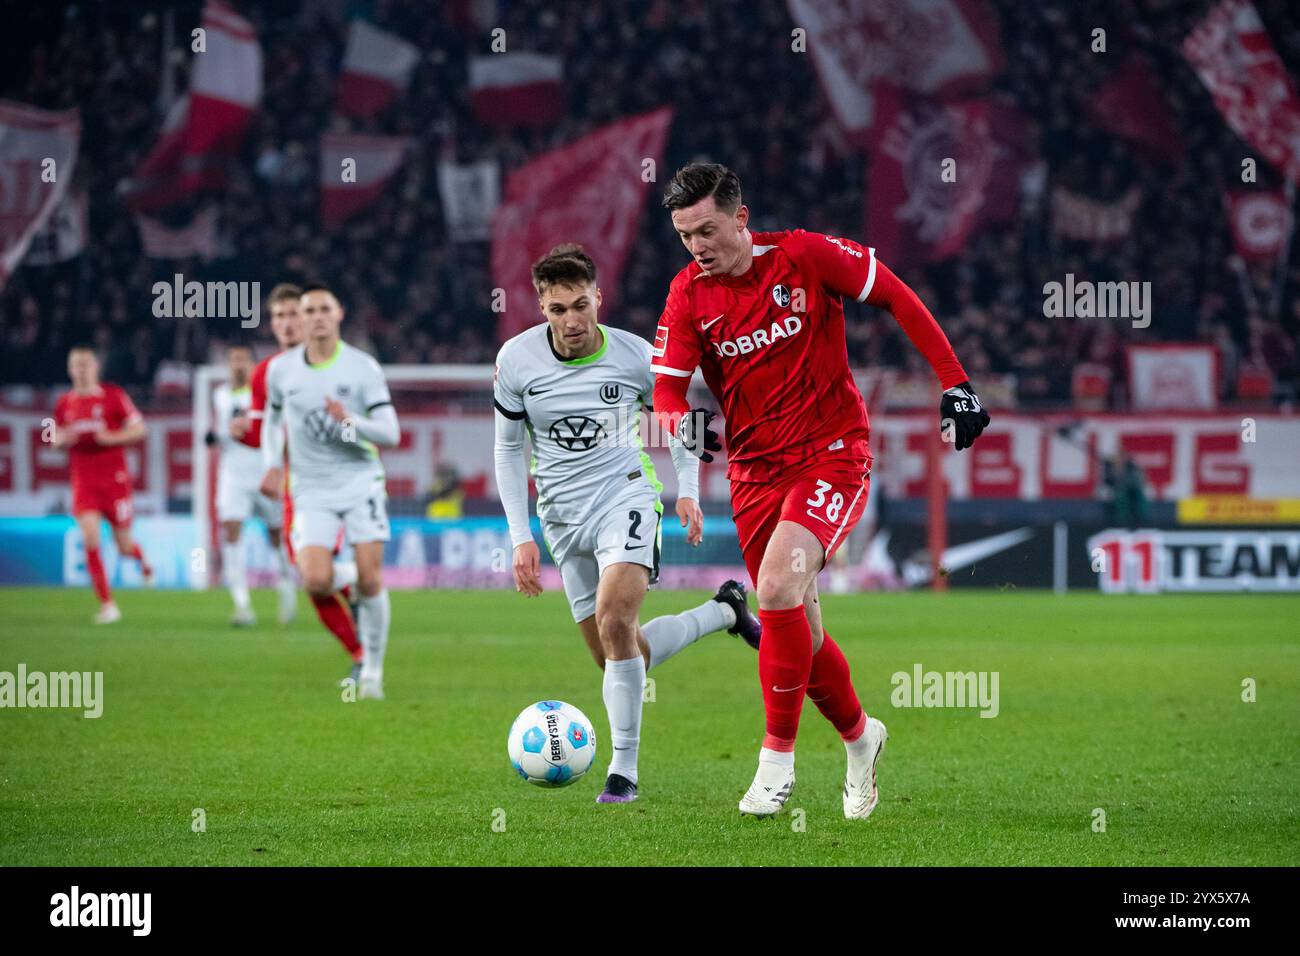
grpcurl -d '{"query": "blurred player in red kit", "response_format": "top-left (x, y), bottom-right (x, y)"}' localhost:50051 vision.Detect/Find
top-left (651, 164), bottom-right (990, 818)
top-left (233, 283), bottom-right (363, 680)
top-left (53, 347), bottom-right (153, 623)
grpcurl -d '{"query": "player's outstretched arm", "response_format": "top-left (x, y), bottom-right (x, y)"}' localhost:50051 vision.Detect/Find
top-left (493, 407), bottom-right (541, 596)
top-left (95, 418), bottom-right (146, 447)
top-left (339, 402), bottom-right (401, 447)
top-left (667, 435), bottom-right (703, 546)
top-left (259, 401), bottom-right (286, 498)
top-left (866, 258), bottom-right (990, 450)
top-left (652, 375), bottom-right (721, 463)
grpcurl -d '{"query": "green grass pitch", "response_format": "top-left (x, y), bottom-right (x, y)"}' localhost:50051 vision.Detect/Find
top-left (0, 586), bottom-right (1296, 866)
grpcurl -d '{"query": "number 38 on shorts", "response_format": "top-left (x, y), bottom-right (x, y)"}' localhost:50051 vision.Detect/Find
top-left (730, 456), bottom-right (873, 582)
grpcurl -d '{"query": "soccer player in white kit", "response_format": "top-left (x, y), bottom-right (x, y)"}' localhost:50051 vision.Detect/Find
top-left (494, 245), bottom-right (762, 804)
top-left (209, 343), bottom-right (296, 626)
top-left (264, 285), bottom-right (401, 700)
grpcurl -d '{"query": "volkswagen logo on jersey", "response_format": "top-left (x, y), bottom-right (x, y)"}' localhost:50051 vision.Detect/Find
top-left (599, 383), bottom-right (621, 405)
top-left (304, 406), bottom-right (344, 443)
top-left (549, 415), bottom-right (607, 451)
top-left (772, 284), bottom-right (792, 308)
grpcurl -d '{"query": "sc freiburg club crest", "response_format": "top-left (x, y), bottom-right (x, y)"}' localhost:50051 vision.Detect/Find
top-left (549, 415), bottom-right (607, 452)
top-left (772, 284), bottom-right (791, 308)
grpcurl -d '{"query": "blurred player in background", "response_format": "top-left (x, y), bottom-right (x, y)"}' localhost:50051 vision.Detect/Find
top-left (494, 245), bottom-right (762, 803)
top-left (265, 284), bottom-right (401, 699)
top-left (652, 164), bottom-right (990, 818)
top-left (52, 346), bottom-right (153, 623)
top-left (208, 344), bottom-right (296, 627)
top-left (238, 284), bottom-right (364, 674)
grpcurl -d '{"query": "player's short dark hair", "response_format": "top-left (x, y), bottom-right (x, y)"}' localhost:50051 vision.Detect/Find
top-left (67, 343), bottom-right (96, 355)
top-left (299, 282), bottom-right (336, 298)
top-left (531, 244), bottom-right (597, 295)
top-left (662, 163), bottom-right (742, 213)
top-left (267, 282), bottom-right (301, 305)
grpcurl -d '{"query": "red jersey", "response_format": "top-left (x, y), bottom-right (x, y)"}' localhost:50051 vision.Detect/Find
top-left (651, 229), bottom-right (967, 482)
top-left (53, 384), bottom-right (142, 488)
top-left (239, 354), bottom-right (274, 450)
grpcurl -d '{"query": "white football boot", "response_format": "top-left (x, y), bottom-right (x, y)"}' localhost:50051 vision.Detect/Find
top-left (94, 602), bottom-right (122, 625)
top-left (358, 674), bottom-right (384, 701)
top-left (230, 606), bottom-right (257, 628)
top-left (843, 716), bottom-right (888, 820)
top-left (738, 757), bottom-right (796, 817)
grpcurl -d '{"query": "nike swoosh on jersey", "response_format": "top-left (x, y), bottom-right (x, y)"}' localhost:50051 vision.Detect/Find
top-left (701, 313), bottom-right (725, 330)
top-left (772, 685), bottom-right (804, 693)
top-left (527, 386), bottom-right (552, 395)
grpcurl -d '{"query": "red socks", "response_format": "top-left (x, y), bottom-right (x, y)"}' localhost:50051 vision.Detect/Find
top-left (312, 592), bottom-right (362, 660)
top-left (85, 547), bottom-right (111, 604)
top-left (807, 631), bottom-right (867, 742)
top-left (126, 543), bottom-right (151, 577)
top-left (757, 605), bottom-right (814, 751)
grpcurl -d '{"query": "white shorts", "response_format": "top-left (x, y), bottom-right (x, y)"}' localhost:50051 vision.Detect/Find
top-left (542, 494), bottom-right (661, 623)
top-left (216, 471), bottom-right (283, 528)
top-left (291, 489), bottom-right (390, 552)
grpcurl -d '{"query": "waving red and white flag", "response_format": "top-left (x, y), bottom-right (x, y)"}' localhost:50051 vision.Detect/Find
top-left (469, 52), bottom-right (563, 127)
top-left (123, 95), bottom-right (189, 213)
top-left (320, 133), bottom-right (413, 228)
top-left (337, 20), bottom-right (420, 118)
top-left (181, 0), bottom-right (261, 192)
top-left (134, 206), bottom-right (220, 260)
top-left (0, 102), bottom-right (80, 288)
top-left (789, 0), bottom-right (1003, 141)
top-left (1088, 55), bottom-right (1184, 163)
top-left (1225, 190), bottom-right (1293, 263)
top-left (866, 89), bottom-right (1022, 267)
top-left (491, 108), bottom-right (672, 342)
top-left (1184, 0), bottom-right (1300, 182)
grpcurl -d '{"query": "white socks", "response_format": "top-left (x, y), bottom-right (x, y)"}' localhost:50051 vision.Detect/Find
top-left (221, 541), bottom-right (250, 611)
top-left (641, 598), bottom-right (734, 670)
top-left (759, 746), bottom-right (795, 770)
top-left (603, 656), bottom-right (646, 783)
top-left (357, 589), bottom-right (390, 681)
top-left (272, 543), bottom-right (292, 584)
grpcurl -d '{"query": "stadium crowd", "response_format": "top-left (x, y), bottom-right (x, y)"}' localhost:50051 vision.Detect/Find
top-left (2, 0), bottom-right (1298, 408)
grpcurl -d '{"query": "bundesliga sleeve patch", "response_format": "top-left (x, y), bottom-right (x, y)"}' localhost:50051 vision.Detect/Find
top-left (652, 325), bottom-right (669, 358)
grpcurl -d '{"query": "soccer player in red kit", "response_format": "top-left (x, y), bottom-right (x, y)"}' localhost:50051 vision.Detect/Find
top-left (234, 283), bottom-right (364, 678)
top-left (651, 164), bottom-right (990, 818)
top-left (53, 347), bottom-right (154, 623)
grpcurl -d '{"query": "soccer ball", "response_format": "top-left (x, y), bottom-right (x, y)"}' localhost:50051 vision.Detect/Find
top-left (507, 700), bottom-right (597, 787)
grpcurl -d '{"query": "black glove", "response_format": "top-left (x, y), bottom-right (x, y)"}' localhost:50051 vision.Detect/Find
top-left (939, 381), bottom-right (990, 451)
top-left (676, 408), bottom-right (722, 463)
top-left (204, 430), bottom-right (219, 447)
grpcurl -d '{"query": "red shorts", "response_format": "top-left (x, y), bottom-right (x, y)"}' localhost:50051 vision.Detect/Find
top-left (729, 454), bottom-right (872, 587)
top-left (72, 479), bottom-right (134, 528)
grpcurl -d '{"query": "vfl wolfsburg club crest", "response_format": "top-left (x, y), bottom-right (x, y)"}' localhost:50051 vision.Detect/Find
top-left (599, 383), bottom-right (621, 405)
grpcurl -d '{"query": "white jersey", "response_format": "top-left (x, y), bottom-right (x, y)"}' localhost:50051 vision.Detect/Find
top-left (212, 382), bottom-right (262, 483)
top-left (266, 340), bottom-right (392, 505)
top-left (494, 324), bottom-right (667, 526)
